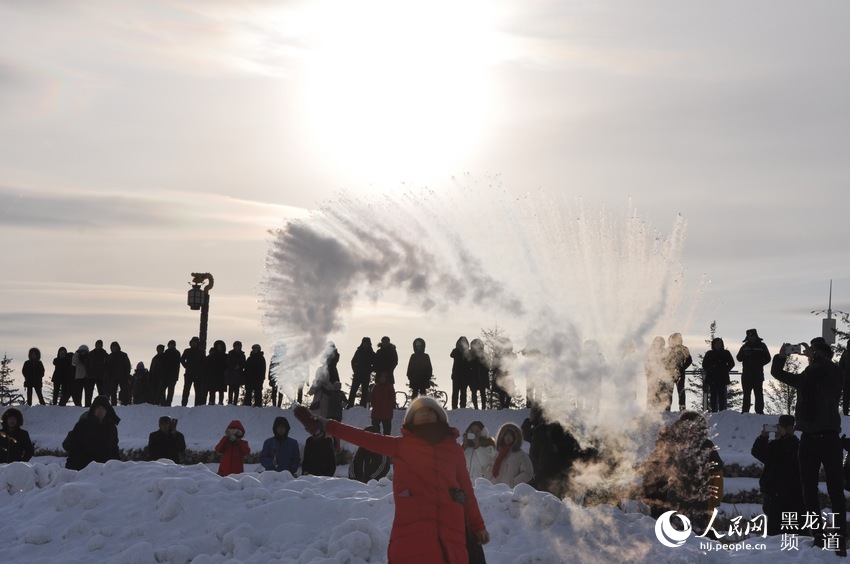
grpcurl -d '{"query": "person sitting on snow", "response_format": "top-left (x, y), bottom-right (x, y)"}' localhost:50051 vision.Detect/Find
top-left (215, 419), bottom-right (249, 476)
top-left (348, 425), bottom-right (391, 483)
top-left (259, 416), bottom-right (300, 474)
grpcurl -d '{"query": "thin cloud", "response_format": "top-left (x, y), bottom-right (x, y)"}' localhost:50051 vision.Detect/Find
top-left (0, 184), bottom-right (308, 239)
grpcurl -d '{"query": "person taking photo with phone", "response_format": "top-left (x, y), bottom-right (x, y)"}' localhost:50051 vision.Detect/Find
top-left (771, 337), bottom-right (845, 555)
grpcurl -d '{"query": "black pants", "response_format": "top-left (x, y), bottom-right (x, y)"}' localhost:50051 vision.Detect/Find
top-left (25, 385), bottom-right (45, 406)
top-left (347, 376), bottom-right (370, 408)
top-left (741, 378), bottom-right (764, 414)
top-left (451, 380), bottom-right (467, 409)
top-left (243, 382), bottom-right (263, 407)
top-left (372, 418), bottom-right (392, 435)
top-left (799, 432), bottom-right (846, 542)
top-left (675, 375), bottom-right (686, 410)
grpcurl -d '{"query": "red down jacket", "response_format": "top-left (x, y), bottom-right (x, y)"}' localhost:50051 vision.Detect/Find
top-left (327, 419), bottom-right (486, 563)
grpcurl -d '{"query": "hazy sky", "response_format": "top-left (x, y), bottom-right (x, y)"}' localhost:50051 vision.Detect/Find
top-left (2, 1), bottom-right (849, 396)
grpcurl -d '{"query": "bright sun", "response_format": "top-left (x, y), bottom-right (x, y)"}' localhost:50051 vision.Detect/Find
top-left (299, 1), bottom-right (509, 185)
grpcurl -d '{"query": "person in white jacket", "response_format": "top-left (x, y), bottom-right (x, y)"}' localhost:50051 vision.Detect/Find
top-left (462, 420), bottom-right (496, 480)
top-left (491, 422), bottom-right (534, 488)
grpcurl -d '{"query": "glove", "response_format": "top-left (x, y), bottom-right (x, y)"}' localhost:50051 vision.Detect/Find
top-left (293, 404), bottom-right (326, 437)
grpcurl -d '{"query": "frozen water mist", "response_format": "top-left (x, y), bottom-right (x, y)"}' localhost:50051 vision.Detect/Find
top-left (261, 181), bottom-right (699, 435)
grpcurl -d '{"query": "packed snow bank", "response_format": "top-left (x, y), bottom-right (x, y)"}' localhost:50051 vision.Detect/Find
top-left (3, 404), bottom-right (848, 562)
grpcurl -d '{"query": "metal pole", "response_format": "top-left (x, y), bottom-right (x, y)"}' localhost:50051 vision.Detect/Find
top-left (199, 291), bottom-right (210, 352)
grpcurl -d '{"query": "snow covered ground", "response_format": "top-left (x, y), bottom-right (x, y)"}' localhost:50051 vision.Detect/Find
top-left (1, 404), bottom-right (847, 563)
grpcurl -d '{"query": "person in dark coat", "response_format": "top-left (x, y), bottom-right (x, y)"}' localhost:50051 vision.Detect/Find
top-left (450, 336), bottom-right (471, 409)
top-left (348, 337), bottom-right (375, 408)
top-left (772, 337), bottom-right (846, 554)
top-left (62, 395), bottom-right (121, 470)
top-left (225, 341), bottom-right (246, 405)
top-left (1, 407), bottom-right (34, 462)
top-left (302, 431), bottom-right (336, 477)
top-left (22, 347), bottom-right (46, 406)
top-left (131, 362), bottom-right (149, 405)
top-left (84, 340), bottom-right (109, 405)
top-left (148, 344), bottom-right (166, 405)
top-left (373, 336), bottom-right (398, 384)
top-left (243, 344), bottom-right (266, 407)
top-left (259, 416), bottom-right (300, 474)
top-left (406, 337), bottom-right (433, 400)
top-left (736, 328), bottom-right (771, 414)
top-left (52, 346), bottom-right (74, 406)
top-left (206, 340), bottom-right (228, 405)
top-left (751, 414), bottom-right (805, 536)
top-left (665, 333), bottom-right (692, 411)
top-left (528, 411), bottom-right (582, 498)
top-left (702, 337), bottom-right (735, 412)
top-left (104, 341), bottom-right (132, 406)
top-left (180, 336), bottom-right (206, 407)
top-left (160, 340), bottom-right (182, 406)
top-left (348, 425), bottom-right (391, 483)
top-left (148, 415), bottom-right (186, 463)
top-left (468, 338), bottom-right (489, 410)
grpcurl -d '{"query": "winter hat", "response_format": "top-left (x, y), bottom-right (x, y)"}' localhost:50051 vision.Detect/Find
top-left (810, 337), bottom-right (833, 357)
top-left (743, 329), bottom-right (762, 342)
top-left (272, 416), bottom-right (290, 436)
top-left (1, 407), bottom-right (24, 427)
top-left (90, 395), bottom-right (121, 425)
top-left (778, 414), bottom-right (796, 428)
top-left (404, 396), bottom-right (448, 426)
top-left (226, 419), bottom-right (246, 437)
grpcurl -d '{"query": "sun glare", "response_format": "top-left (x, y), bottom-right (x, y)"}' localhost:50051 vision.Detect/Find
top-left (300, 0), bottom-right (508, 185)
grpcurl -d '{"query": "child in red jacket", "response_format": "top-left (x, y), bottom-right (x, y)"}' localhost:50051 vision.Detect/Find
top-left (370, 371), bottom-right (395, 435)
top-left (297, 396), bottom-right (489, 562)
top-left (215, 419), bottom-right (250, 476)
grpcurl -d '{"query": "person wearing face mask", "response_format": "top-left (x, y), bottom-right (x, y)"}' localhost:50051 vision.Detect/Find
top-left (462, 420), bottom-right (496, 481)
top-left (492, 423), bottom-right (534, 488)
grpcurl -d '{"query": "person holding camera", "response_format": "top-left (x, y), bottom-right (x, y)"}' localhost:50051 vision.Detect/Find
top-left (148, 415), bottom-right (186, 464)
top-left (736, 328), bottom-right (771, 414)
top-left (462, 421), bottom-right (496, 480)
top-left (771, 337), bottom-right (845, 554)
top-left (215, 419), bottom-right (249, 476)
top-left (750, 414), bottom-right (804, 536)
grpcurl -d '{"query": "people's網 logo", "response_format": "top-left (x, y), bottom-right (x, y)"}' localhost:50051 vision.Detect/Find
top-left (654, 511), bottom-right (692, 548)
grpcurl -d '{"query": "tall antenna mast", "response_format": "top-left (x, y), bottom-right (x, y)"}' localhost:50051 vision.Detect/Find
top-left (823, 279), bottom-right (837, 344)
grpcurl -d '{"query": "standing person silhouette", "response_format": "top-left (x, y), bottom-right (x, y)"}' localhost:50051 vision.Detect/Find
top-left (737, 328), bottom-right (771, 414)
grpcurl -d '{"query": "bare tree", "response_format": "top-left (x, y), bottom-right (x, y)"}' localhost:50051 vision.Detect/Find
top-left (763, 356), bottom-right (800, 415)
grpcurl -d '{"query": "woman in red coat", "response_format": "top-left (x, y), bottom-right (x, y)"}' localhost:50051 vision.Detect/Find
top-left (215, 419), bottom-right (250, 476)
top-left (302, 396), bottom-right (489, 563)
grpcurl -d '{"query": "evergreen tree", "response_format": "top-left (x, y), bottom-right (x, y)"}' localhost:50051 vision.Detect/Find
top-left (0, 354), bottom-right (23, 407)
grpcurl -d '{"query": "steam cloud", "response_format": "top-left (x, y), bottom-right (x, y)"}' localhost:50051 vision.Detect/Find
top-left (261, 182), bottom-right (699, 437)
